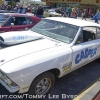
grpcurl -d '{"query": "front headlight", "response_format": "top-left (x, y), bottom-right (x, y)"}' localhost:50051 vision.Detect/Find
top-left (3, 77), bottom-right (13, 85)
top-left (0, 71), bottom-right (18, 87)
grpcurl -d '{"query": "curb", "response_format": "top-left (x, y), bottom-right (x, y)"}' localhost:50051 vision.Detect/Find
top-left (73, 77), bottom-right (100, 100)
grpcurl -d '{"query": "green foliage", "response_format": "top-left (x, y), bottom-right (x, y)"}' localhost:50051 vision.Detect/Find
top-left (8, 0), bottom-right (16, 6)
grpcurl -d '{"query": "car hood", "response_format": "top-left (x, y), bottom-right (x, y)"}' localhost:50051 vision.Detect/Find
top-left (0, 31), bottom-right (63, 66)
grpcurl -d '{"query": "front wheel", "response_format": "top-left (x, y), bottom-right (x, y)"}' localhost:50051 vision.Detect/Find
top-left (29, 72), bottom-right (55, 95)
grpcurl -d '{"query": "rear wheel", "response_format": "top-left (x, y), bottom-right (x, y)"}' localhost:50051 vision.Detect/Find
top-left (29, 72), bottom-right (55, 95)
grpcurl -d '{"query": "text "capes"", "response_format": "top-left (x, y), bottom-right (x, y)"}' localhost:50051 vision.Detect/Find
top-left (75, 48), bottom-right (97, 64)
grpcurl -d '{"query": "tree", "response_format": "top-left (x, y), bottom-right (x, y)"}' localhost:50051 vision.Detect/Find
top-left (8, 0), bottom-right (16, 7)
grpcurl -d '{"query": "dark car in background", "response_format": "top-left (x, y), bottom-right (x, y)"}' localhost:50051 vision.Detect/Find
top-left (0, 10), bottom-right (16, 13)
top-left (0, 13), bottom-right (41, 32)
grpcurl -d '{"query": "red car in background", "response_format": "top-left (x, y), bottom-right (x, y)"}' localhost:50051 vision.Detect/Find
top-left (0, 13), bottom-right (41, 32)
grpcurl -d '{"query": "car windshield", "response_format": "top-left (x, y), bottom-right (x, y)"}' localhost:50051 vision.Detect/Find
top-left (0, 14), bottom-right (9, 25)
top-left (31, 19), bottom-right (79, 44)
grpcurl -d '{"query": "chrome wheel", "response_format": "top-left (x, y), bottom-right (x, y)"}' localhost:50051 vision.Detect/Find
top-left (35, 78), bottom-right (51, 95)
top-left (29, 72), bottom-right (55, 95)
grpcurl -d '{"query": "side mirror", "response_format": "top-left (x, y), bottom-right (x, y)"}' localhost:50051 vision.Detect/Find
top-left (11, 23), bottom-right (14, 26)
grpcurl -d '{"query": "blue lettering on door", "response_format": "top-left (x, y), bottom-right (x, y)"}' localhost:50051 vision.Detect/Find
top-left (75, 48), bottom-right (97, 64)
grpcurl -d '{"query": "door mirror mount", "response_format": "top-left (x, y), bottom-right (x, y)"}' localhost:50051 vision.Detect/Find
top-left (11, 23), bottom-right (14, 26)
top-left (76, 36), bottom-right (82, 44)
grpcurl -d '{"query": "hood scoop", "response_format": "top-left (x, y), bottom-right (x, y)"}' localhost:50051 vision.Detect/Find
top-left (0, 31), bottom-right (43, 45)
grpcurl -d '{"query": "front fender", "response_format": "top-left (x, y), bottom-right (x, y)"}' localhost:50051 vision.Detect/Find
top-left (1, 46), bottom-right (72, 93)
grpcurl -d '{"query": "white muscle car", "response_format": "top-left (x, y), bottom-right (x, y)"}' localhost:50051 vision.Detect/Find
top-left (0, 17), bottom-right (100, 95)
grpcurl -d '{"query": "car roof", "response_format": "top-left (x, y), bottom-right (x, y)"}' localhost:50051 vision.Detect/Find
top-left (0, 13), bottom-right (34, 17)
top-left (45, 17), bottom-right (100, 27)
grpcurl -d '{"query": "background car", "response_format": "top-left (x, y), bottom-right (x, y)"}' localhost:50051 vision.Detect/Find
top-left (43, 8), bottom-right (62, 18)
top-left (42, 6), bottom-right (51, 11)
top-left (49, 8), bottom-right (63, 16)
top-left (0, 10), bottom-right (16, 13)
top-left (0, 13), bottom-right (41, 32)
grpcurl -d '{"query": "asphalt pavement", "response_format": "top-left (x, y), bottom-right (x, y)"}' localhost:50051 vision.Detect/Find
top-left (74, 78), bottom-right (100, 100)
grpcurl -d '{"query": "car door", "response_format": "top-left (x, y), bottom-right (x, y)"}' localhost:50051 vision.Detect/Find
top-left (1, 16), bottom-right (29, 32)
top-left (71, 26), bottom-right (100, 70)
top-left (96, 27), bottom-right (100, 53)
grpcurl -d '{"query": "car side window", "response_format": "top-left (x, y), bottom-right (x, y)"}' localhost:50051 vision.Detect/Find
top-left (83, 30), bottom-right (95, 42)
top-left (76, 27), bottom-right (96, 44)
top-left (5, 17), bottom-right (27, 26)
top-left (26, 17), bottom-right (34, 24)
top-left (96, 27), bottom-right (100, 39)
top-left (5, 17), bottom-right (14, 26)
top-left (14, 17), bottom-right (27, 25)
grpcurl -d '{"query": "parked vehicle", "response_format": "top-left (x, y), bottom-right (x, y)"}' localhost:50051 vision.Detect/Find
top-left (43, 8), bottom-right (62, 17)
top-left (0, 18), bottom-right (100, 95)
top-left (42, 6), bottom-right (51, 10)
top-left (0, 13), bottom-right (41, 32)
top-left (0, 10), bottom-right (16, 13)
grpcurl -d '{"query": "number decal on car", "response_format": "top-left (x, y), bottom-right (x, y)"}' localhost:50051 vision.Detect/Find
top-left (13, 35), bottom-right (27, 41)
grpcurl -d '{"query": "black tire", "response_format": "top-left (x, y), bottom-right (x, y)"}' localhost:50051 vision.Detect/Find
top-left (29, 72), bottom-right (55, 95)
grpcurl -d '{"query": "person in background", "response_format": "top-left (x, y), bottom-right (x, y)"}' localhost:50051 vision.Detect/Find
top-left (7, 5), bottom-right (11, 11)
top-left (75, 8), bottom-right (79, 17)
top-left (65, 6), bottom-right (68, 15)
top-left (93, 10), bottom-right (99, 24)
top-left (32, 5), bottom-right (37, 16)
top-left (4, 4), bottom-right (8, 10)
top-left (81, 10), bottom-right (84, 20)
top-left (27, 7), bottom-right (31, 13)
top-left (82, 9), bottom-right (87, 20)
top-left (19, 5), bottom-right (23, 13)
top-left (1, 5), bottom-right (5, 10)
top-left (71, 8), bottom-right (77, 18)
top-left (68, 7), bottom-right (72, 17)
top-left (13, 5), bottom-right (18, 12)
top-left (88, 8), bottom-right (92, 18)
top-left (36, 5), bottom-right (44, 18)
top-left (43, 9), bottom-right (49, 18)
